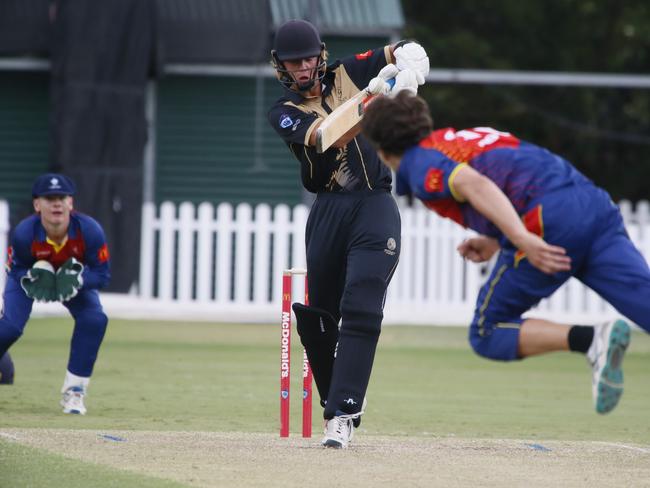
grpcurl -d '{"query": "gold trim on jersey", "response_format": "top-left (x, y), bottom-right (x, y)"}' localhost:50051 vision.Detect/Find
top-left (477, 264), bottom-right (508, 337)
top-left (353, 137), bottom-right (373, 190)
top-left (303, 120), bottom-right (320, 146)
top-left (332, 65), bottom-right (363, 107)
top-left (448, 163), bottom-right (468, 202)
top-left (282, 100), bottom-right (326, 146)
top-left (46, 235), bottom-right (68, 254)
top-left (303, 146), bottom-right (315, 179)
top-left (289, 144), bottom-right (312, 179)
top-left (495, 322), bottom-right (522, 329)
top-left (383, 45), bottom-right (392, 64)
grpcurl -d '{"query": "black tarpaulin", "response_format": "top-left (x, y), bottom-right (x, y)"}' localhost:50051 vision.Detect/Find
top-left (49, 0), bottom-right (160, 292)
top-left (157, 0), bottom-right (272, 64)
top-left (0, 0), bottom-right (50, 56)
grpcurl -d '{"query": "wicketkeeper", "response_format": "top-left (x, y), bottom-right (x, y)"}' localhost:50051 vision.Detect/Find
top-left (0, 173), bottom-right (111, 414)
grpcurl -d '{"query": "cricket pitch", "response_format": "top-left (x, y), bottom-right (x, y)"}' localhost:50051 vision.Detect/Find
top-left (2, 429), bottom-right (650, 487)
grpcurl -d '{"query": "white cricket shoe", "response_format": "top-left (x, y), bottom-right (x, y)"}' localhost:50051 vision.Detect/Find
top-left (322, 413), bottom-right (355, 449)
top-left (322, 397), bottom-right (366, 449)
top-left (587, 319), bottom-right (630, 414)
top-left (61, 386), bottom-right (87, 415)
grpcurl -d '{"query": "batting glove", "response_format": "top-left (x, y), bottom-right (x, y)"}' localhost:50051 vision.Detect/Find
top-left (390, 68), bottom-right (419, 97)
top-left (367, 63), bottom-right (399, 95)
top-left (394, 42), bottom-right (430, 85)
top-left (20, 262), bottom-right (58, 302)
top-left (56, 257), bottom-right (85, 302)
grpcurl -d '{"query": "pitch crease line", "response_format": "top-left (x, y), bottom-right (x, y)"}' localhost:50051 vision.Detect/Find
top-left (596, 441), bottom-right (650, 454)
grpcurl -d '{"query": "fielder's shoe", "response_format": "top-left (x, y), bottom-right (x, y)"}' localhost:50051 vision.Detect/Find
top-left (587, 319), bottom-right (630, 414)
top-left (61, 386), bottom-right (87, 415)
top-left (322, 412), bottom-right (355, 449)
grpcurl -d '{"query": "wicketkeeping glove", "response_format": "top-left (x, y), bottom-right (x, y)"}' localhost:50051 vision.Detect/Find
top-left (20, 261), bottom-right (58, 302)
top-left (56, 257), bottom-right (85, 302)
top-left (394, 42), bottom-right (430, 85)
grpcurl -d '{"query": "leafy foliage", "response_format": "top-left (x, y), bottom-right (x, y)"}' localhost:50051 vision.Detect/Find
top-left (402, 0), bottom-right (650, 201)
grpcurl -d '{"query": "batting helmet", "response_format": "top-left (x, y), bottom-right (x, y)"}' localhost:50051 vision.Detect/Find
top-left (271, 19), bottom-right (327, 92)
top-left (0, 352), bottom-right (15, 385)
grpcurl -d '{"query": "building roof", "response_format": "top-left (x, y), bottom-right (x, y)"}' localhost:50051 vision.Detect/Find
top-left (270, 0), bottom-right (404, 36)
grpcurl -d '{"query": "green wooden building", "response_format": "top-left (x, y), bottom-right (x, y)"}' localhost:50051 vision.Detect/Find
top-left (0, 0), bottom-right (404, 220)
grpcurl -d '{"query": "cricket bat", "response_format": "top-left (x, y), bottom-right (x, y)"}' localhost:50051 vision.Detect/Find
top-left (316, 78), bottom-right (395, 153)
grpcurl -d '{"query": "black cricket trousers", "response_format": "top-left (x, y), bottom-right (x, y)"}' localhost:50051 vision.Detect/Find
top-left (304, 189), bottom-right (401, 419)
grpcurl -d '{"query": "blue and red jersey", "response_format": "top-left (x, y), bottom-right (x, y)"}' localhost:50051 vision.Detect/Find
top-left (396, 127), bottom-right (592, 238)
top-left (6, 212), bottom-right (110, 290)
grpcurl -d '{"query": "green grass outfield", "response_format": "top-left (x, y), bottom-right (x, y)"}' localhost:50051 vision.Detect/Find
top-left (1, 318), bottom-right (649, 487)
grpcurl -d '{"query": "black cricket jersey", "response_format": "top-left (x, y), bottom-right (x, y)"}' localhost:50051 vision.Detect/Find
top-left (268, 46), bottom-right (393, 193)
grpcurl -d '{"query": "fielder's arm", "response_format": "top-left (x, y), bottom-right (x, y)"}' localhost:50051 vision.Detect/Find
top-left (451, 165), bottom-right (571, 274)
top-left (457, 235), bottom-right (500, 263)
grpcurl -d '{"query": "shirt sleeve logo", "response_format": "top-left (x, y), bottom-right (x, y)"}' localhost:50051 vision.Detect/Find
top-left (355, 49), bottom-right (373, 60)
top-left (97, 243), bottom-right (110, 263)
top-left (279, 114), bottom-right (293, 129)
top-left (5, 246), bottom-right (13, 272)
top-left (424, 168), bottom-right (444, 193)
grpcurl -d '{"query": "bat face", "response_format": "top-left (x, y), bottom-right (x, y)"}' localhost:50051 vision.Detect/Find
top-left (315, 79), bottom-right (394, 153)
top-left (315, 91), bottom-right (369, 153)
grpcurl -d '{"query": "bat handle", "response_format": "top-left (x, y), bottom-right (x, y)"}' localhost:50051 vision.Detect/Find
top-left (364, 77), bottom-right (396, 99)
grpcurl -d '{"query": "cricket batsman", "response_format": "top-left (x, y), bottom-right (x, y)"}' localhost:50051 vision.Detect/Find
top-left (268, 19), bottom-right (428, 447)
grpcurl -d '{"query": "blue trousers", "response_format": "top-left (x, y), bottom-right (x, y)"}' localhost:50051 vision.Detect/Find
top-left (470, 184), bottom-right (650, 361)
top-left (0, 277), bottom-right (108, 376)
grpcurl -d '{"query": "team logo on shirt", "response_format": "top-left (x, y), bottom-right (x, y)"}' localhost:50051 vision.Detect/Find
top-left (424, 168), bottom-right (444, 193)
top-left (279, 114), bottom-right (293, 129)
top-left (98, 243), bottom-right (110, 263)
top-left (514, 205), bottom-right (544, 267)
top-left (35, 249), bottom-right (51, 259)
top-left (5, 246), bottom-right (13, 272)
top-left (355, 49), bottom-right (373, 60)
top-left (384, 237), bottom-right (397, 256)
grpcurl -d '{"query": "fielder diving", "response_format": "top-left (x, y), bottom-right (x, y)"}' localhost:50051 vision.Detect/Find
top-left (361, 92), bottom-right (650, 414)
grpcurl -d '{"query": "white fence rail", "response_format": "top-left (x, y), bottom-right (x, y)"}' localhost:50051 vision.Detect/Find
top-left (0, 199), bottom-right (648, 325)
top-left (137, 199), bottom-right (650, 325)
top-left (0, 200), bottom-right (8, 294)
top-left (138, 201), bottom-right (310, 322)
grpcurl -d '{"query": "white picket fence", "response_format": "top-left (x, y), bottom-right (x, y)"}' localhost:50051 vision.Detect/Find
top-left (1, 198), bottom-right (648, 325)
top-left (0, 201), bottom-right (8, 294)
top-left (136, 199), bottom-right (650, 325)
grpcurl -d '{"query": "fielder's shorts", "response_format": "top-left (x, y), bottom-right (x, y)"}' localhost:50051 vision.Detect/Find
top-left (469, 183), bottom-right (650, 360)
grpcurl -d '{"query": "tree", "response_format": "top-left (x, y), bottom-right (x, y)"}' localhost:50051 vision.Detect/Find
top-left (402, 0), bottom-right (650, 201)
